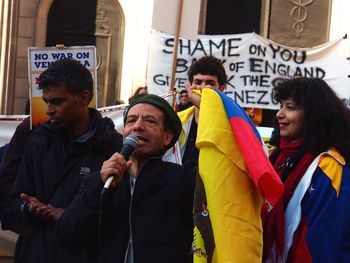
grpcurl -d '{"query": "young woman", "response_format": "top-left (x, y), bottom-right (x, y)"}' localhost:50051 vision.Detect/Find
top-left (263, 78), bottom-right (350, 263)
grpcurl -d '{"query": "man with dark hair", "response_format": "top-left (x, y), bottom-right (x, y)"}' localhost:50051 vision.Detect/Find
top-left (180, 55), bottom-right (227, 164)
top-left (10, 58), bottom-right (123, 262)
top-left (175, 56), bottom-right (227, 261)
top-left (177, 89), bottom-right (192, 112)
top-left (57, 94), bottom-right (195, 263)
top-left (187, 55), bottom-right (227, 90)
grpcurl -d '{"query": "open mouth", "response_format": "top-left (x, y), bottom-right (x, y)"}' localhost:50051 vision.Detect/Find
top-left (279, 123), bottom-right (288, 129)
top-left (49, 118), bottom-right (60, 124)
top-left (134, 135), bottom-right (148, 143)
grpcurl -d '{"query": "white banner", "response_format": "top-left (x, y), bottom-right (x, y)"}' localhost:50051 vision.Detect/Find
top-left (147, 32), bottom-right (350, 109)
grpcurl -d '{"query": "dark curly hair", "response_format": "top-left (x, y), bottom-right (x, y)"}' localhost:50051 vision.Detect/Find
top-left (271, 77), bottom-right (350, 163)
top-left (187, 56), bottom-right (227, 87)
top-left (38, 58), bottom-right (93, 102)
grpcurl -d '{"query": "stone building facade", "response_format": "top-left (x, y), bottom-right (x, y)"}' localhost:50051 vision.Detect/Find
top-left (0, 0), bottom-right (340, 115)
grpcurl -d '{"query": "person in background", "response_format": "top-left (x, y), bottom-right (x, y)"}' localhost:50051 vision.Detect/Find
top-left (263, 78), bottom-right (350, 263)
top-left (0, 100), bottom-right (32, 232)
top-left (0, 117), bottom-right (31, 233)
top-left (57, 94), bottom-right (195, 263)
top-left (244, 107), bottom-right (262, 126)
top-left (181, 55), bottom-right (227, 164)
top-left (10, 58), bottom-right (123, 263)
top-left (128, 86), bottom-right (148, 102)
top-left (177, 89), bottom-right (192, 112)
top-left (177, 55), bottom-right (227, 261)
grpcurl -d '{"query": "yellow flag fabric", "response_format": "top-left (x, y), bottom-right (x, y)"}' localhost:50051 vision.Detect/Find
top-left (196, 89), bottom-right (263, 263)
top-left (177, 105), bottom-right (195, 146)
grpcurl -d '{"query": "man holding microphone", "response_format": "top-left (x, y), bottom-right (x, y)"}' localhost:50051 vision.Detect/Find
top-left (57, 94), bottom-right (195, 263)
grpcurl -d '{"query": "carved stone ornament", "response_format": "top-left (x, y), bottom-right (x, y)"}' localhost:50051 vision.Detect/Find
top-left (290, 0), bottom-right (315, 38)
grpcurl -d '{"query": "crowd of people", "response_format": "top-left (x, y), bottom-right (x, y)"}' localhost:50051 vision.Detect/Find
top-left (0, 55), bottom-right (349, 263)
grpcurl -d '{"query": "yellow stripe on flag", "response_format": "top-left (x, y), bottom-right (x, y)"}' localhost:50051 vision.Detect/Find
top-left (196, 89), bottom-right (263, 263)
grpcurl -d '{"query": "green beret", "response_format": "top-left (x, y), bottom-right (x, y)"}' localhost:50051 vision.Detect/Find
top-left (124, 94), bottom-right (182, 149)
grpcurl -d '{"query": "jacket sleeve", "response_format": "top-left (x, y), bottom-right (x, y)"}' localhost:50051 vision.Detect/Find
top-left (301, 157), bottom-right (350, 262)
top-left (56, 171), bottom-right (104, 253)
top-left (10, 141), bottom-right (38, 233)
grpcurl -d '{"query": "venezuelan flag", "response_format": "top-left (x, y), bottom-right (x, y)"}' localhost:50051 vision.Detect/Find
top-left (214, 90), bottom-right (283, 206)
top-left (195, 89), bottom-right (283, 263)
top-left (281, 150), bottom-right (350, 263)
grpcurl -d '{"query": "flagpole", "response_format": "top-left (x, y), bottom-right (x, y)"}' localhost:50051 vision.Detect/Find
top-left (169, 0), bottom-right (184, 108)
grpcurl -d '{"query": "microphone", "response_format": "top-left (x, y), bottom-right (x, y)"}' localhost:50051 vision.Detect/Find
top-left (102, 134), bottom-right (139, 192)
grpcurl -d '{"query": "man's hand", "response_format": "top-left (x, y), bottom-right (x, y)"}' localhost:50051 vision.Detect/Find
top-left (20, 193), bottom-right (64, 221)
top-left (185, 83), bottom-right (215, 109)
top-left (47, 204), bottom-right (64, 221)
top-left (185, 83), bottom-right (201, 108)
top-left (100, 152), bottom-right (132, 188)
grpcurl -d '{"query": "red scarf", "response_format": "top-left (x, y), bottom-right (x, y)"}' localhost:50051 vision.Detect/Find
top-left (263, 139), bottom-right (315, 262)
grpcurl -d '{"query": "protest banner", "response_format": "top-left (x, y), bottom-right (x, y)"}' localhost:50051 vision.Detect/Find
top-left (147, 32), bottom-right (350, 109)
top-left (27, 46), bottom-right (97, 126)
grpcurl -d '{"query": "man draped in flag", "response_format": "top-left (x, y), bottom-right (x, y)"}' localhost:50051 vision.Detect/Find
top-left (178, 56), bottom-right (284, 263)
top-left (178, 56), bottom-right (228, 262)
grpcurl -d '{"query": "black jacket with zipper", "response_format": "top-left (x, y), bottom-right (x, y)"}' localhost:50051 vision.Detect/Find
top-left (58, 157), bottom-right (196, 263)
top-left (11, 109), bottom-right (123, 263)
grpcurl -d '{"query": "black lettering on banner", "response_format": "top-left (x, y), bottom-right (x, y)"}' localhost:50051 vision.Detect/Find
top-left (277, 64), bottom-right (290, 76)
top-left (34, 61), bottom-right (54, 68)
top-left (227, 38), bottom-right (241, 57)
top-left (231, 90), bottom-right (257, 105)
top-left (315, 67), bottom-right (326, 78)
top-left (82, 60), bottom-right (91, 67)
top-left (246, 90), bottom-right (255, 104)
top-left (240, 75), bottom-right (250, 86)
top-left (163, 38), bottom-right (174, 54)
top-left (176, 58), bottom-right (189, 73)
top-left (229, 61), bottom-right (245, 72)
top-left (153, 74), bottom-right (188, 88)
top-left (209, 39), bottom-right (226, 56)
top-left (249, 44), bottom-right (266, 57)
top-left (269, 44), bottom-right (306, 64)
top-left (234, 90), bottom-right (245, 104)
top-left (256, 90), bottom-right (269, 105)
top-left (226, 75), bottom-right (236, 89)
top-left (271, 78), bottom-right (285, 105)
top-left (294, 67), bottom-right (303, 77)
top-left (178, 78), bottom-right (186, 88)
top-left (228, 90), bottom-right (271, 106)
top-left (260, 75), bottom-right (270, 87)
top-left (240, 75), bottom-right (270, 87)
top-left (51, 53), bottom-right (73, 60)
top-left (280, 49), bottom-right (293, 62)
top-left (180, 39), bottom-right (191, 55)
top-left (248, 59), bottom-right (326, 78)
top-left (34, 53), bottom-right (48, 60)
top-left (154, 74), bottom-right (167, 86)
top-left (249, 58), bottom-right (263, 73)
top-left (76, 52), bottom-right (89, 59)
top-left (294, 51), bottom-right (307, 64)
top-left (191, 39), bottom-right (207, 56)
top-left (269, 44), bottom-right (280, 59)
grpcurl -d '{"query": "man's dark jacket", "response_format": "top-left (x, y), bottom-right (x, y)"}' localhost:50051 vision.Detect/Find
top-left (58, 157), bottom-right (195, 263)
top-left (11, 109), bottom-right (123, 263)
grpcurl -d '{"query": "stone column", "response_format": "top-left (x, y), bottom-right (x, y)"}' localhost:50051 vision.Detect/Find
top-left (0, 0), bottom-right (19, 114)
